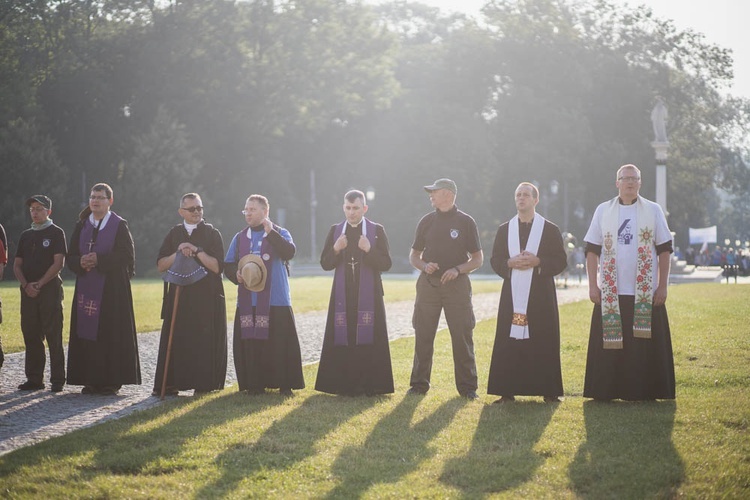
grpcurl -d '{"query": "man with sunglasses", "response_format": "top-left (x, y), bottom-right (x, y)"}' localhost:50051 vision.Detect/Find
top-left (153, 193), bottom-right (227, 396)
top-left (408, 178), bottom-right (483, 399)
top-left (13, 195), bottom-right (67, 392)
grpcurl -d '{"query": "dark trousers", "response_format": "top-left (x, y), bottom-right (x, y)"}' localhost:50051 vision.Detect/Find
top-left (410, 273), bottom-right (477, 394)
top-left (20, 282), bottom-right (65, 385)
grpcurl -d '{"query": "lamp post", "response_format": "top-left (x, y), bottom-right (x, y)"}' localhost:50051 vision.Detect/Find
top-left (651, 98), bottom-right (669, 216)
top-left (536, 180), bottom-right (558, 218)
top-left (310, 170), bottom-right (317, 261)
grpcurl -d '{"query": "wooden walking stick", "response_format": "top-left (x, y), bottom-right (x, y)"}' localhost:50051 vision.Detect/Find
top-left (160, 285), bottom-right (182, 400)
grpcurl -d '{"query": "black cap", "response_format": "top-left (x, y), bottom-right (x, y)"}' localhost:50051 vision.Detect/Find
top-left (26, 195), bottom-right (52, 210)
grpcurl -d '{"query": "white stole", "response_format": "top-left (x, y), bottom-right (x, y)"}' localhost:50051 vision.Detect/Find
top-left (508, 212), bottom-right (545, 340)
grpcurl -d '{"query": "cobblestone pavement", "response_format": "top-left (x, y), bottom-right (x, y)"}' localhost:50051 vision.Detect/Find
top-left (0, 284), bottom-right (588, 456)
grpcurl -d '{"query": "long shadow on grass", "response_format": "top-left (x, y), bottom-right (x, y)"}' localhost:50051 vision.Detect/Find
top-left (194, 393), bottom-right (379, 498)
top-left (325, 395), bottom-right (467, 499)
top-left (569, 400), bottom-right (683, 498)
top-left (440, 400), bottom-right (557, 496)
top-left (0, 391), bottom-right (275, 481)
top-left (87, 391), bottom-right (278, 476)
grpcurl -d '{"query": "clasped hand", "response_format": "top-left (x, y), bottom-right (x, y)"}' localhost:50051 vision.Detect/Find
top-left (508, 250), bottom-right (539, 270)
top-left (80, 252), bottom-right (98, 272)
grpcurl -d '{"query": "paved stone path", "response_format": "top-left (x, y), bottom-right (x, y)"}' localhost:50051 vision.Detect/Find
top-left (0, 284), bottom-right (589, 456)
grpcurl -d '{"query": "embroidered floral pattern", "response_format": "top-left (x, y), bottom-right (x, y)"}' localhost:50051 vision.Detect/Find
top-left (599, 206), bottom-right (655, 349)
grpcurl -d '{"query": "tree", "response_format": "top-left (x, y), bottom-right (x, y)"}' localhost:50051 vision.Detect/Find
top-left (117, 105), bottom-right (203, 274)
top-left (0, 118), bottom-right (69, 252)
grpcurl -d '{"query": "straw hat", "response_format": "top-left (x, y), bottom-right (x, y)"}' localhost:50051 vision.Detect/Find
top-left (239, 254), bottom-right (267, 292)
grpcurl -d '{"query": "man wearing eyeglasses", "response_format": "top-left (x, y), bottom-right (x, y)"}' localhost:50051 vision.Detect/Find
top-left (13, 195), bottom-right (67, 392)
top-left (583, 164), bottom-right (675, 401)
top-left (152, 193), bottom-right (227, 396)
top-left (67, 183), bottom-right (141, 395)
top-left (408, 178), bottom-right (483, 399)
top-left (224, 194), bottom-right (304, 396)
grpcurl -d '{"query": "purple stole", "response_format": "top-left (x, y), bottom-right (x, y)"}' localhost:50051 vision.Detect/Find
top-left (237, 228), bottom-right (273, 340)
top-left (75, 213), bottom-right (121, 341)
top-left (333, 219), bottom-right (376, 346)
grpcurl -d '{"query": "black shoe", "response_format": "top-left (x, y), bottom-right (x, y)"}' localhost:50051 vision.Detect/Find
top-left (279, 388), bottom-right (293, 396)
top-left (51, 383), bottom-right (64, 393)
top-left (544, 396), bottom-right (561, 403)
top-left (492, 396), bottom-right (515, 404)
top-left (81, 386), bottom-right (97, 394)
top-left (461, 391), bottom-right (479, 400)
top-left (407, 387), bottom-right (427, 396)
top-left (18, 381), bottom-right (44, 391)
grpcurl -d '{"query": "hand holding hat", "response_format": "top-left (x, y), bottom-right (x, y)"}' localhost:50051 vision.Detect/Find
top-left (238, 254), bottom-right (268, 292)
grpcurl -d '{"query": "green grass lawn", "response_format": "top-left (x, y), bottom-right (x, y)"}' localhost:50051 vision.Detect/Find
top-left (0, 276), bottom-right (500, 354)
top-left (0, 283), bottom-right (748, 497)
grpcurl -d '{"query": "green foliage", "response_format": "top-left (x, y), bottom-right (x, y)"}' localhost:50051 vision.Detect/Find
top-left (0, 118), bottom-right (69, 246)
top-left (0, 0), bottom-right (747, 272)
top-left (117, 105), bottom-right (204, 272)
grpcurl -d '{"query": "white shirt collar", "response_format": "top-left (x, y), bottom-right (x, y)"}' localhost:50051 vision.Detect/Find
top-left (89, 211), bottom-right (112, 229)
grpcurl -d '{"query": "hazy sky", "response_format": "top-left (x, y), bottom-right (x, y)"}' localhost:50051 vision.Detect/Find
top-left (391, 0), bottom-right (750, 100)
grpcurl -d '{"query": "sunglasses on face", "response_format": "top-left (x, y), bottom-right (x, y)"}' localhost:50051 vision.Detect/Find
top-left (182, 206), bottom-right (203, 213)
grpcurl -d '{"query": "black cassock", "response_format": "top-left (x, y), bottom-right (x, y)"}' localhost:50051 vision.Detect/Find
top-left (67, 216), bottom-right (141, 388)
top-left (153, 222), bottom-right (227, 392)
top-left (487, 219), bottom-right (567, 397)
top-left (315, 221), bottom-right (394, 395)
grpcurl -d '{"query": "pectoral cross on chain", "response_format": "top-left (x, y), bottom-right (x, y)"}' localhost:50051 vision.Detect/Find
top-left (87, 240), bottom-right (96, 252)
top-left (348, 257), bottom-right (359, 276)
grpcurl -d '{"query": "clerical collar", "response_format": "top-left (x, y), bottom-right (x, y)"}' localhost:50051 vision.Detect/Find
top-left (618, 197), bottom-right (638, 205)
top-left (184, 221), bottom-right (200, 236)
top-left (348, 220), bottom-right (363, 228)
top-left (89, 211), bottom-right (112, 229)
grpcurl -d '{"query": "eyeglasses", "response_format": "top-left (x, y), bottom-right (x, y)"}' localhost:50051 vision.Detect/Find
top-left (29, 207), bottom-right (49, 213)
top-left (618, 176), bottom-right (641, 182)
top-left (181, 206), bottom-right (203, 213)
top-left (89, 195), bottom-right (110, 201)
top-left (241, 210), bottom-right (252, 215)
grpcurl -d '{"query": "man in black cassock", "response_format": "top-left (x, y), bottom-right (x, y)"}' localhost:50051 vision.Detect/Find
top-left (67, 183), bottom-right (141, 395)
top-left (488, 182), bottom-right (567, 403)
top-left (316, 190), bottom-right (394, 396)
top-left (583, 164), bottom-right (674, 401)
top-left (152, 193), bottom-right (227, 396)
top-left (224, 194), bottom-right (304, 396)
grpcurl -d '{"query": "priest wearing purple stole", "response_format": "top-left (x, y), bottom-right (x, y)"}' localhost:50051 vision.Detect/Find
top-left (315, 190), bottom-right (394, 396)
top-left (224, 194), bottom-right (304, 396)
top-left (583, 164), bottom-right (675, 401)
top-left (67, 183), bottom-right (141, 395)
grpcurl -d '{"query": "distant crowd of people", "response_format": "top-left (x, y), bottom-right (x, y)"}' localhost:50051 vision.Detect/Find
top-left (682, 244), bottom-right (750, 275)
top-left (0, 164), bottom-right (676, 404)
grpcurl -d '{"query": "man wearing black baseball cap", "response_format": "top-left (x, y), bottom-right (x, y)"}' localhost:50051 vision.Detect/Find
top-left (13, 195), bottom-right (67, 392)
top-left (408, 178), bottom-right (483, 399)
